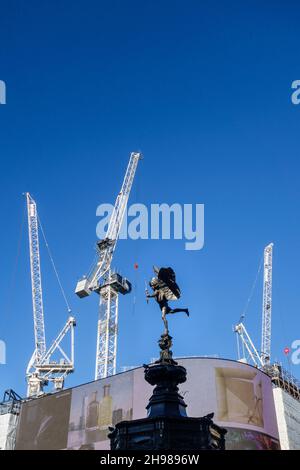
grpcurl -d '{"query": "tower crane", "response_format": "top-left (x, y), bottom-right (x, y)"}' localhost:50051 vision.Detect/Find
top-left (75, 152), bottom-right (142, 380)
top-left (234, 243), bottom-right (273, 370)
top-left (26, 193), bottom-right (76, 397)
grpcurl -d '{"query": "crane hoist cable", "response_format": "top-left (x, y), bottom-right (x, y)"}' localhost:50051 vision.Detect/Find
top-left (37, 214), bottom-right (72, 314)
top-left (273, 275), bottom-right (289, 360)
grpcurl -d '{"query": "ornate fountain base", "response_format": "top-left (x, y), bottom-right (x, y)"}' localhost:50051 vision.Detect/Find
top-left (108, 333), bottom-right (227, 450)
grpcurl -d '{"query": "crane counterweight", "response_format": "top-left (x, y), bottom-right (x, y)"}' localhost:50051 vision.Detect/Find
top-left (75, 279), bottom-right (92, 298)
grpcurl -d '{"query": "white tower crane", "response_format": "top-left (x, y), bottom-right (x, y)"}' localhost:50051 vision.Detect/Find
top-left (261, 243), bottom-right (273, 366)
top-left (234, 243), bottom-right (274, 369)
top-left (26, 193), bottom-right (76, 397)
top-left (75, 152), bottom-right (142, 380)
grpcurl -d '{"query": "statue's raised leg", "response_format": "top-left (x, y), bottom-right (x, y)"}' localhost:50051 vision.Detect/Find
top-left (169, 308), bottom-right (189, 317)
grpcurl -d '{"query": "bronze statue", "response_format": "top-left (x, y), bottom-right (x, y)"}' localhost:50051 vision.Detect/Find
top-left (146, 266), bottom-right (189, 334)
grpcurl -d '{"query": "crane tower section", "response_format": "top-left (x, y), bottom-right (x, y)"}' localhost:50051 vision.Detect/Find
top-left (261, 242), bottom-right (273, 366)
top-left (95, 274), bottom-right (119, 379)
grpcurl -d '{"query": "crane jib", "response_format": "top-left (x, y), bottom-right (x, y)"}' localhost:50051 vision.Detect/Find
top-left (75, 152), bottom-right (141, 299)
top-left (74, 151), bottom-right (141, 382)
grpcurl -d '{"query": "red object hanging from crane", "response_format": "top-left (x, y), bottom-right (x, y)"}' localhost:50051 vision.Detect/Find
top-left (134, 263), bottom-right (139, 270)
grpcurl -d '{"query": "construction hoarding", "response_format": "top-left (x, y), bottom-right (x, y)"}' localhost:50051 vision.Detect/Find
top-left (15, 358), bottom-right (280, 450)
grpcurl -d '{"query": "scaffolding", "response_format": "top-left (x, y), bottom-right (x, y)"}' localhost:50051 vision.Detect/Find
top-left (270, 364), bottom-right (300, 402)
top-left (0, 390), bottom-right (22, 450)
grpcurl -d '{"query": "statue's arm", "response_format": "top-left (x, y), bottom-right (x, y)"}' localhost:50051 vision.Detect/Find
top-left (146, 293), bottom-right (156, 298)
top-left (145, 288), bottom-right (156, 299)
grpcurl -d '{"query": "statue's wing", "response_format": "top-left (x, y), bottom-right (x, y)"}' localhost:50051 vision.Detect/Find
top-left (153, 265), bottom-right (160, 275)
top-left (160, 285), bottom-right (180, 301)
top-left (158, 267), bottom-right (181, 300)
top-left (153, 266), bottom-right (175, 281)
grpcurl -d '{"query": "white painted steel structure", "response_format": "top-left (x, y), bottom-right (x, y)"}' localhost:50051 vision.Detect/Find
top-left (75, 152), bottom-right (141, 380)
top-left (26, 193), bottom-right (75, 397)
top-left (235, 243), bottom-right (273, 369)
top-left (261, 243), bottom-right (273, 366)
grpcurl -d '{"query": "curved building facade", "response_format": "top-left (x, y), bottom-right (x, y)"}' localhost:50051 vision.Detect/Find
top-left (15, 357), bottom-right (280, 450)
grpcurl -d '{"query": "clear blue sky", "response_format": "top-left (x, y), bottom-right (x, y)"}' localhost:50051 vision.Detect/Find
top-left (0, 0), bottom-right (300, 396)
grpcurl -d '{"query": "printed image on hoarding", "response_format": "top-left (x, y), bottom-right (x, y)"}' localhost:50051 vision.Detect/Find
top-left (67, 372), bottom-right (134, 449)
top-left (215, 367), bottom-right (263, 427)
top-left (179, 358), bottom-right (279, 441)
top-left (226, 428), bottom-right (279, 450)
top-left (15, 390), bottom-right (71, 450)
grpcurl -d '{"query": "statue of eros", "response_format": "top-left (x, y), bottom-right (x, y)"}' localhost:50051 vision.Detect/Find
top-left (146, 266), bottom-right (189, 334)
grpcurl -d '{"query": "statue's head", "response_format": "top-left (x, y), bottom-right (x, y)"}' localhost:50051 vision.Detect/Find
top-left (149, 277), bottom-right (159, 289)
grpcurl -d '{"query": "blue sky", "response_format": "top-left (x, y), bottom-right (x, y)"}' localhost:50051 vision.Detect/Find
top-left (0, 0), bottom-right (300, 396)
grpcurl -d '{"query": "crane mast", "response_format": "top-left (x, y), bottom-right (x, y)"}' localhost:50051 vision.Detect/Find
top-left (26, 193), bottom-right (76, 397)
top-left (95, 275), bottom-right (120, 379)
top-left (26, 193), bottom-right (46, 363)
top-left (261, 243), bottom-right (273, 366)
top-left (75, 152), bottom-right (141, 380)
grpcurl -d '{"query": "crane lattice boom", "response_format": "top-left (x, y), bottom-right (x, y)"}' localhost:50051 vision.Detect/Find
top-left (26, 193), bottom-right (46, 362)
top-left (261, 243), bottom-right (273, 366)
top-left (234, 323), bottom-right (263, 368)
top-left (76, 152), bottom-right (141, 297)
top-left (75, 152), bottom-right (141, 381)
